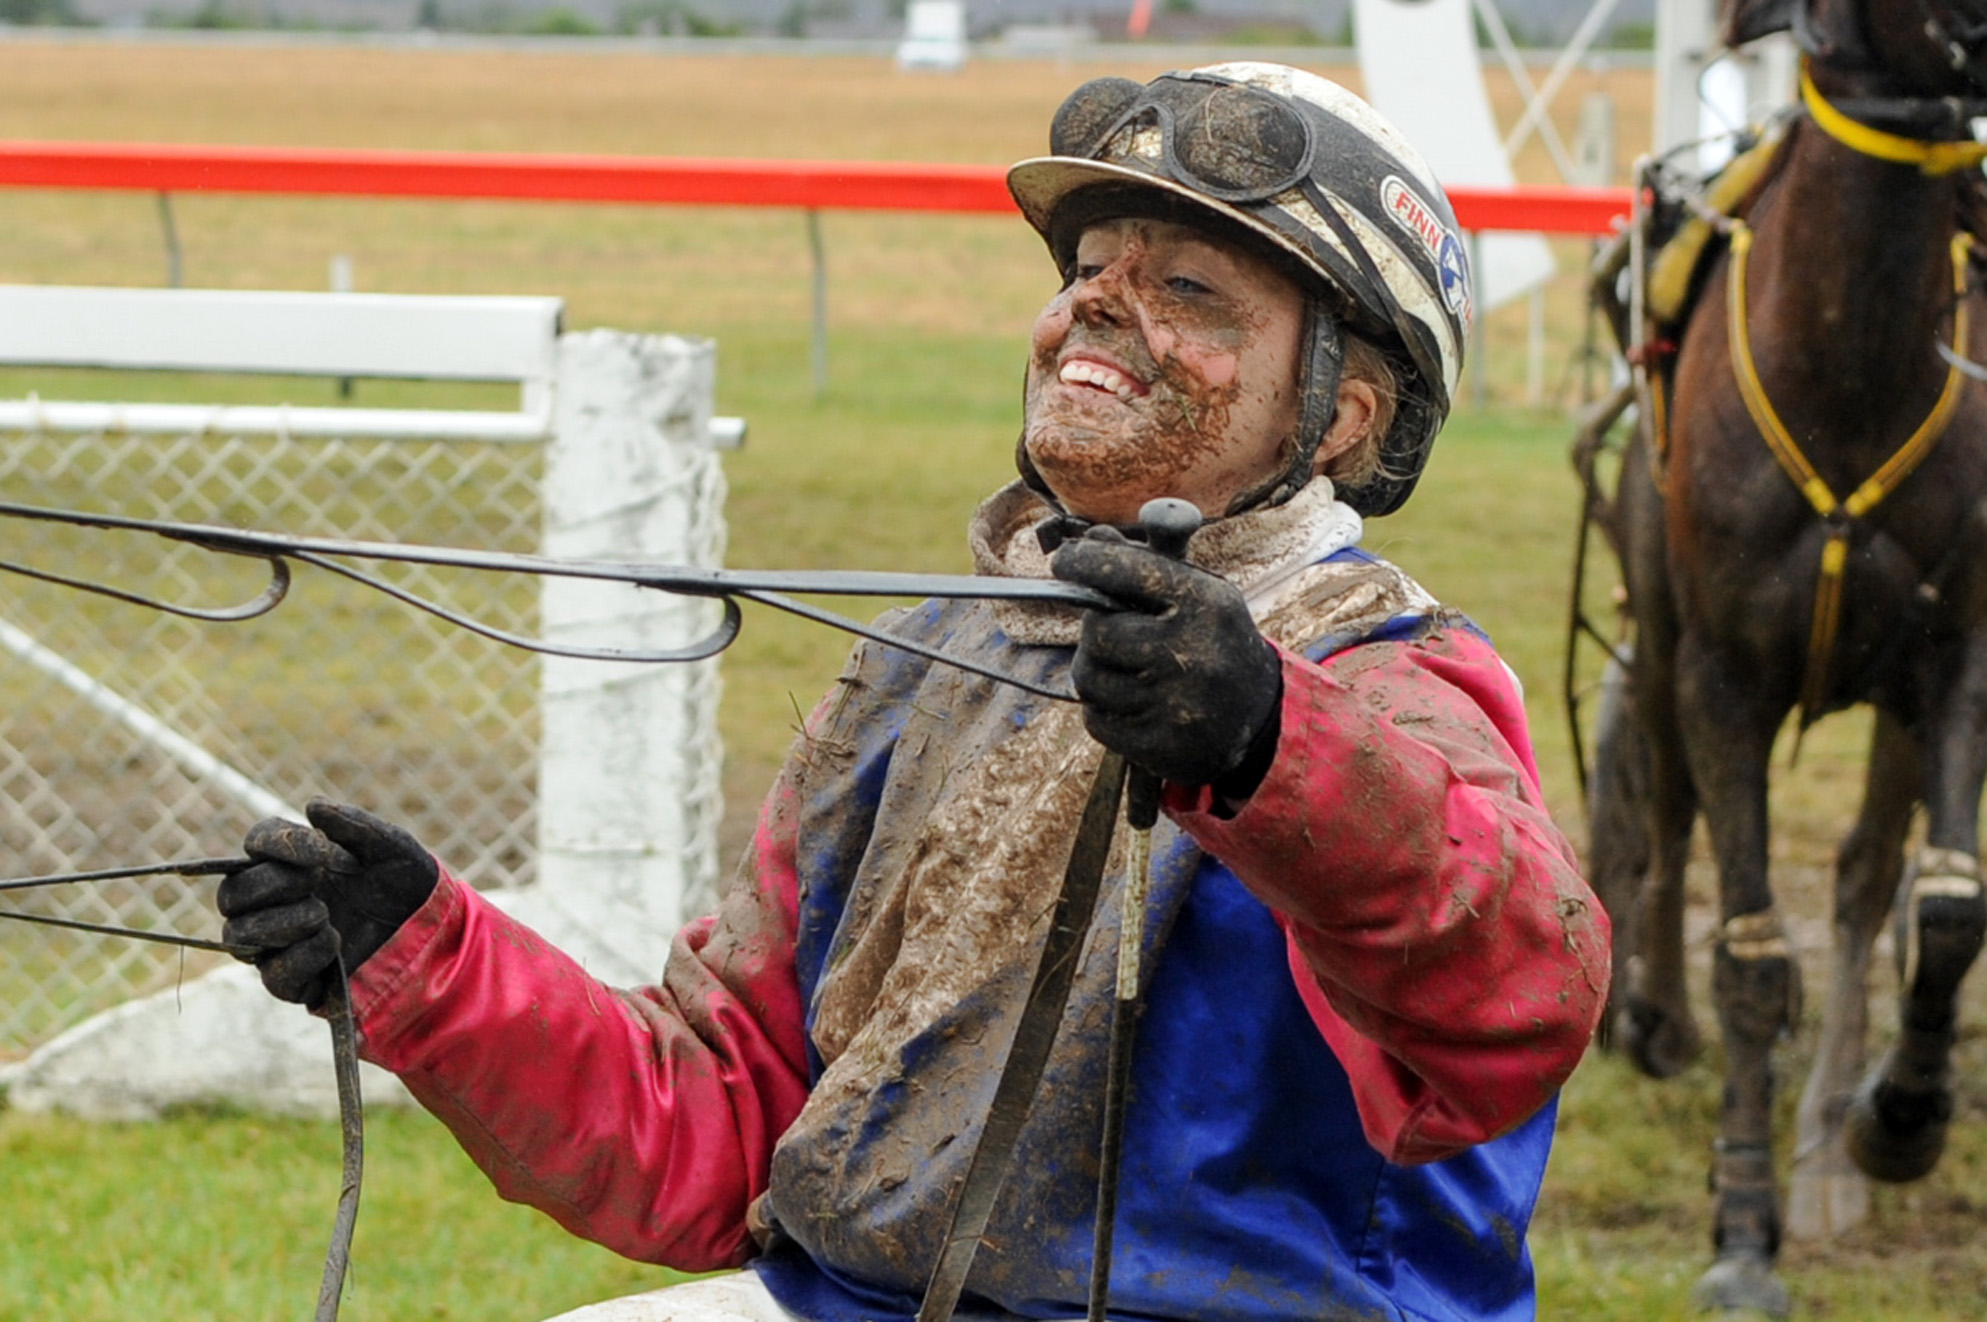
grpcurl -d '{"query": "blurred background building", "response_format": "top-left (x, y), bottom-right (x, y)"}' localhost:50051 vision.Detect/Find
top-left (16, 0), bottom-right (1658, 50)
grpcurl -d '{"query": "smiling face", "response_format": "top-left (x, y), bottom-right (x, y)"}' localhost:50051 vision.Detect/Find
top-left (1021, 215), bottom-right (1308, 525)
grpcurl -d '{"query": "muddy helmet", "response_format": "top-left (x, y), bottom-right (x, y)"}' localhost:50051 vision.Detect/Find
top-left (1008, 62), bottom-right (1471, 517)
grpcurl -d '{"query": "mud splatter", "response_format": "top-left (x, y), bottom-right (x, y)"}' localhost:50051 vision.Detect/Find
top-left (1019, 217), bottom-right (1304, 521)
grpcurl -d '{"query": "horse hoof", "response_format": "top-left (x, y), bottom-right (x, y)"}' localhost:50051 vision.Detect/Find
top-left (1845, 1071), bottom-right (1950, 1183)
top-left (1615, 994), bottom-right (1702, 1079)
top-left (1786, 1153), bottom-right (1869, 1240)
top-left (1691, 1252), bottom-right (1792, 1318)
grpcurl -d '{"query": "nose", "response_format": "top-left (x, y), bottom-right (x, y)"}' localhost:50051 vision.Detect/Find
top-left (1069, 257), bottom-right (1134, 327)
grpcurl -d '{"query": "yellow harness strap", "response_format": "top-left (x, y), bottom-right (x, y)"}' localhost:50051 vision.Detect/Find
top-left (1801, 65), bottom-right (1987, 176)
top-left (1727, 223), bottom-right (1974, 725)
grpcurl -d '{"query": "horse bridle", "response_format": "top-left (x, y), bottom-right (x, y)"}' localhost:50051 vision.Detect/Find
top-left (1921, 0), bottom-right (1987, 84)
top-left (1790, 0), bottom-right (1987, 128)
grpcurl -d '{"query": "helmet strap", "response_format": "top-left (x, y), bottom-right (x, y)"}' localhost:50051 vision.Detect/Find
top-left (1223, 301), bottom-right (1345, 516)
top-left (1015, 439), bottom-right (1096, 551)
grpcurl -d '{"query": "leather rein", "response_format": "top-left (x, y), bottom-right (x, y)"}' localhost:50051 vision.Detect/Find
top-left (0, 498), bottom-right (1153, 1319)
top-left (0, 858), bottom-right (363, 1321)
top-left (0, 500), bottom-right (1120, 1319)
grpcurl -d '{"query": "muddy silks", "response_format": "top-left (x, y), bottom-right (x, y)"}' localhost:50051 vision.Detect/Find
top-left (755, 481), bottom-right (1561, 1322)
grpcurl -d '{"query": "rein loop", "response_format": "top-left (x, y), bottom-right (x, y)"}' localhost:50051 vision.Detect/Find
top-left (0, 501), bottom-right (1116, 702)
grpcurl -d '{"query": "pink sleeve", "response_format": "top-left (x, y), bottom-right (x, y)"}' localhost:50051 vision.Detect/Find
top-left (345, 779), bottom-right (813, 1271)
top-left (1167, 630), bottom-right (1609, 1165)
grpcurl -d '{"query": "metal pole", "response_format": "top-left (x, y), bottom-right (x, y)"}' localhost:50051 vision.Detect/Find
top-left (155, 192), bottom-right (183, 288)
top-left (1528, 284), bottom-right (1546, 408)
top-left (1496, 0), bottom-right (1626, 177)
top-left (331, 254), bottom-right (356, 398)
top-left (1471, 0), bottom-right (1579, 182)
top-left (1655, 0), bottom-right (1717, 157)
top-left (808, 209), bottom-right (828, 397)
top-left (1470, 231), bottom-right (1489, 408)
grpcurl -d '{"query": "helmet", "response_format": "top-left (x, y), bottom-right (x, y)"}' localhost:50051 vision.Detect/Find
top-left (1008, 62), bottom-right (1471, 517)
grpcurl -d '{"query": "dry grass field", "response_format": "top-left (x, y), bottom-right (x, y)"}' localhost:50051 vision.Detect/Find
top-left (0, 39), bottom-right (1650, 326)
top-left (4, 35), bottom-right (1987, 1321)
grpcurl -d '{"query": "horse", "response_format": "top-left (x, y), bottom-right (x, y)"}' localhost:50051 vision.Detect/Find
top-left (1582, 0), bottom-right (1987, 1311)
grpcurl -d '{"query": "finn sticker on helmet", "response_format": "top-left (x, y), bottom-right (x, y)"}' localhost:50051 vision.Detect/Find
top-left (1381, 175), bottom-right (1473, 330)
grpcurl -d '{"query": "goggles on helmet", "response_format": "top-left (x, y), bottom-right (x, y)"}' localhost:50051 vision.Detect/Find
top-left (1049, 72), bottom-right (1318, 206)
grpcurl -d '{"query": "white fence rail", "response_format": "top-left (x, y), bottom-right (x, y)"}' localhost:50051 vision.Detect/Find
top-left (0, 287), bottom-right (733, 1113)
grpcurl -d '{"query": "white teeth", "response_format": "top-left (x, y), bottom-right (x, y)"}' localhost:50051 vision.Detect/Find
top-left (1060, 360), bottom-right (1136, 400)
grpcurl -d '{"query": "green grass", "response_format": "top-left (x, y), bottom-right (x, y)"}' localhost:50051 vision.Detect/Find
top-left (0, 1104), bottom-right (679, 1319)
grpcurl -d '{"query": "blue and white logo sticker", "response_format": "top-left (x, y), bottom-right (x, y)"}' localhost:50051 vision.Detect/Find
top-left (1436, 231), bottom-right (1472, 329)
top-left (1381, 174), bottom-right (1473, 328)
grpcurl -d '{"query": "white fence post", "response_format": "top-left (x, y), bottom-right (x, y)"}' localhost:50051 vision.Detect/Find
top-left (0, 320), bottom-right (730, 1118)
top-left (500, 329), bottom-right (729, 984)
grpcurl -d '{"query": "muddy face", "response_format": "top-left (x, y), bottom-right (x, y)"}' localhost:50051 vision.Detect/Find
top-left (1022, 216), bottom-right (1306, 525)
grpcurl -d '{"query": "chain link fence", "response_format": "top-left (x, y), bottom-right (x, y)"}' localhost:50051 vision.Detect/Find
top-left (0, 425), bottom-right (547, 1057)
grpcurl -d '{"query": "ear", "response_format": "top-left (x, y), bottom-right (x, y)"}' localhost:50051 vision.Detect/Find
top-left (1721, 0), bottom-right (1798, 46)
top-left (1313, 378), bottom-right (1379, 477)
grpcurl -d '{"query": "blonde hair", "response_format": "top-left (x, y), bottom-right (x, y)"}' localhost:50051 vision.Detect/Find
top-left (1320, 334), bottom-right (1400, 490)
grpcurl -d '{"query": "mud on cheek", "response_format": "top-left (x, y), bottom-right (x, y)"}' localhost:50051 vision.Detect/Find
top-left (1143, 357), bottom-right (1248, 471)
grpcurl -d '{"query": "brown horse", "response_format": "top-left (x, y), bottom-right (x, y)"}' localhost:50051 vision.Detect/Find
top-left (1586, 0), bottom-right (1987, 1311)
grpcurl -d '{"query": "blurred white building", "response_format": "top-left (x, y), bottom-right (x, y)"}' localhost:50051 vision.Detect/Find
top-left (55, 0), bottom-right (1655, 46)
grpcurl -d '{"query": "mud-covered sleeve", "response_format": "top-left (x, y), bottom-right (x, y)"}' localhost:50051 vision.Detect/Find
top-left (343, 770), bottom-right (816, 1271)
top-left (1166, 627), bottom-right (1610, 1165)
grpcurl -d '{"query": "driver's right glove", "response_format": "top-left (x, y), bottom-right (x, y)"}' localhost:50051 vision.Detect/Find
top-left (216, 797), bottom-right (438, 1011)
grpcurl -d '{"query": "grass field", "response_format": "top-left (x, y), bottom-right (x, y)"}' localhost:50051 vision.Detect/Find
top-left (2, 37), bottom-right (1985, 1320)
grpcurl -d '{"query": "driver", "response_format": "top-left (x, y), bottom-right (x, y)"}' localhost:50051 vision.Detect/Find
top-left (218, 62), bottom-right (1608, 1322)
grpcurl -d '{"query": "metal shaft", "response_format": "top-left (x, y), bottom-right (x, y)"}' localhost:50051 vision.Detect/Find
top-left (1088, 498), bottom-right (1201, 1322)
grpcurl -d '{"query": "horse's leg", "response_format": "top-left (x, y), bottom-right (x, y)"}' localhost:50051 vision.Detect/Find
top-left (1610, 440), bottom-right (1704, 1078)
top-left (1787, 711), bottom-right (1919, 1239)
top-left (1675, 637), bottom-right (1798, 1318)
top-left (1615, 675), bottom-right (1704, 1078)
top-left (1586, 651), bottom-right (1650, 1051)
top-left (1847, 641), bottom-right (1987, 1183)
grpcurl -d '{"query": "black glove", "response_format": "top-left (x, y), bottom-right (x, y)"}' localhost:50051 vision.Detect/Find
top-left (1051, 526), bottom-right (1284, 793)
top-left (216, 797), bottom-right (439, 1009)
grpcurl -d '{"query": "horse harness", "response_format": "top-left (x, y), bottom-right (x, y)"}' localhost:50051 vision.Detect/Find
top-left (1633, 59), bottom-right (1987, 728)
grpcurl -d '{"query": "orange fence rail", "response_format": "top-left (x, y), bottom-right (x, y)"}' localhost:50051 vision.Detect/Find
top-left (0, 140), bottom-right (1633, 234)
